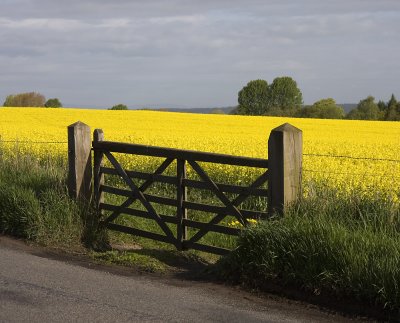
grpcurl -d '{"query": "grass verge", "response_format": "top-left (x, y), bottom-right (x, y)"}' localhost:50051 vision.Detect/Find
top-left (217, 186), bottom-right (400, 315)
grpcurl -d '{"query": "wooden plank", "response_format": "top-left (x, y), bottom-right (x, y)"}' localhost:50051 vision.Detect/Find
top-left (102, 168), bottom-right (268, 196)
top-left (103, 158), bottom-right (173, 224)
top-left (94, 140), bottom-right (268, 168)
top-left (101, 185), bottom-right (178, 207)
top-left (101, 167), bottom-right (177, 185)
top-left (183, 178), bottom-right (268, 196)
top-left (188, 160), bottom-right (245, 224)
top-left (67, 122), bottom-right (92, 204)
top-left (104, 151), bottom-right (176, 242)
top-left (103, 185), bottom-right (267, 218)
top-left (100, 203), bottom-right (178, 224)
top-left (183, 242), bottom-right (231, 255)
top-left (268, 123), bottom-right (302, 216)
top-left (182, 219), bottom-right (240, 236)
top-left (176, 159), bottom-right (187, 250)
top-left (93, 129), bottom-right (104, 213)
top-left (104, 222), bottom-right (176, 245)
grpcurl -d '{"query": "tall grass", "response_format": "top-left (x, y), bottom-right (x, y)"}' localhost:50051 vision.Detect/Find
top-left (217, 182), bottom-right (400, 311)
top-left (0, 151), bottom-right (96, 249)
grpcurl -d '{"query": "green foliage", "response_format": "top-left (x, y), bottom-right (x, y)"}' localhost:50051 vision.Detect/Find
top-left (346, 96), bottom-right (383, 120)
top-left (0, 151), bottom-right (98, 249)
top-left (268, 76), bottom-right (303, 111)
top-left (237, 79), bottom-right (269, 115)
top-left (45, 98), bottom-right (62, 108)
top-left (0, 183), bottom-right (41, 238)
top-left (3, 92), bottom-right (46, 107)
top-left (217, 184), bottom-right (400, 311)
top-left (109, 104), bottom-right (128, 110)
top-left (385, 94), bottom-right (400, 121)
top-left (297, 98), bottom-right (344, 119)
top-left (237, 76), bottom-right (302, 116)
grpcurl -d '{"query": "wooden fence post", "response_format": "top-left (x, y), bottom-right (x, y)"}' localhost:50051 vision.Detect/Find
top-left (68, 121), bottom-right (92, 204)
top-left (268, 123), bottom-right (302, 215)
top-left (93, 129), bottom-right (104, 213)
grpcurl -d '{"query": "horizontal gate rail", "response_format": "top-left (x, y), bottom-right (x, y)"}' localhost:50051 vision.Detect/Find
top-left (101, 185), bottom-right (269, 218)
top-left (101, 166), bottom-right (268, 196)
top-left (93, 140), bottom-right (269, 168)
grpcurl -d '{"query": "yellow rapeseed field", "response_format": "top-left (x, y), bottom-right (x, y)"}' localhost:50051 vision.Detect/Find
top-left (0, 108), bottom-right (399, 198)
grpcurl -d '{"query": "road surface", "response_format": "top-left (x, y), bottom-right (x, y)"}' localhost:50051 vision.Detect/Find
top-left (0, 237), bottom-right (357, 322)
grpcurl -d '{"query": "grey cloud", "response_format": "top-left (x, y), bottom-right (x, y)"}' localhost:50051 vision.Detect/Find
top-left (0, 0), bottom-right (399, 107)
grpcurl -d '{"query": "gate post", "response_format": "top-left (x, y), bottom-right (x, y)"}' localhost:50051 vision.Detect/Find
top-left (68, 121), bottom-right (92, 204)
top-left (93, 129), bottom-right (104, 213)
top-left (268, 123), bottom-right (302, 215)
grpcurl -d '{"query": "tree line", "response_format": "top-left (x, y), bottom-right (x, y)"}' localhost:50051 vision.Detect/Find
top-left (1, 92), bottom-right (129, 110)
top-left (234, 77), bottom-right (400, 121)
top-left (3, 92), bottom-right (62, 108)
top-left (3, 85), bottom-right (400, 121)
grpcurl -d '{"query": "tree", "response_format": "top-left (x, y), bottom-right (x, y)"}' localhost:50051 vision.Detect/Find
top-left (237, 79), bottom-right (269, 115)
top-left (385, 94), bottom-right (398, 121)
top-left (268, 76), bottom-right (303, 112)
top-left (346, 96), bottom-right (382, 120)
top-left (3, 92), bottom-right (45, 107)
top-left (297, 98), bottom-right (344, 119)
top-left (109, 104), bottom-right (128, 110)
top-left (45, 98), bottom-right (62, 108)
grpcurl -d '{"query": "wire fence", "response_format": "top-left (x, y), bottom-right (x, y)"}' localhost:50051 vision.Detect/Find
top-left (0, 140), bottom-right (67, 144)
top-left (0, 139), bottom-right (399, 179)
top-left (303, 153), bottom-right (400, 163)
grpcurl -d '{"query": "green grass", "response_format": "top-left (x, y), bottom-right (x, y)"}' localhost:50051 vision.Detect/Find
top-left (217, 184), bottom-right (400, 311)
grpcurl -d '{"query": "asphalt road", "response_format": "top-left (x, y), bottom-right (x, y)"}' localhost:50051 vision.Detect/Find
top-left (0, 237), bottom-right (355, 323)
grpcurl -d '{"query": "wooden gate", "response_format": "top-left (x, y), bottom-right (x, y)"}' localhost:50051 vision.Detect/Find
top-left (67, 122), bottom-right (302, 255)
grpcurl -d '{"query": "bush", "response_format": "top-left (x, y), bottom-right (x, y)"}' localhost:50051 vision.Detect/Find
top-left (109, 104), bottom-right (128, 110)
top-left (0, 183), bottom-right (41, 238)
top-left (3, 92), bottom-right (46, 107)
top-left (45, 98), bottom-right (62, 108)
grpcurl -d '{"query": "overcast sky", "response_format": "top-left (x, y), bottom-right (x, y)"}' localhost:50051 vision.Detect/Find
top-left (0, 0), bottom-right (399, 108)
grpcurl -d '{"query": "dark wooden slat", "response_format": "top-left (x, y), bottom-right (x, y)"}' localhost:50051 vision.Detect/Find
top-left (102, 185), bottom-right (132, 197)
top-left (176, 159), bottom-right (187, 250)
top-left (182, 219), bottom-right (240, 236)
top-left (100, 203), bottom-right (178, 224)
top-left (183, 178), bottom-right (268, 196)
top-left (102, 186), bottom-right (267, 219)
top-left (93, 129), bottom-right (104, 213)
top-left (101, 167), bottom-right (177, 185)
top-left (103, 157), bottom-right (173, 223)
top-left (94, 141), bottom-right (268, 168)
top-left (102, 167), bottom-right (268, 196)
top-left (183, 242), bottom-right (231, 255)
top-left (187, 170), bottom-right (269, 244)
top-left (102, 185), bottom-right (178, 207)
top-left (188, 160), bottom-right (244, 224)
top-left (104, 222), bottom-right (176, 245)
top-left (104, 151), bottom-right (176, 242)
